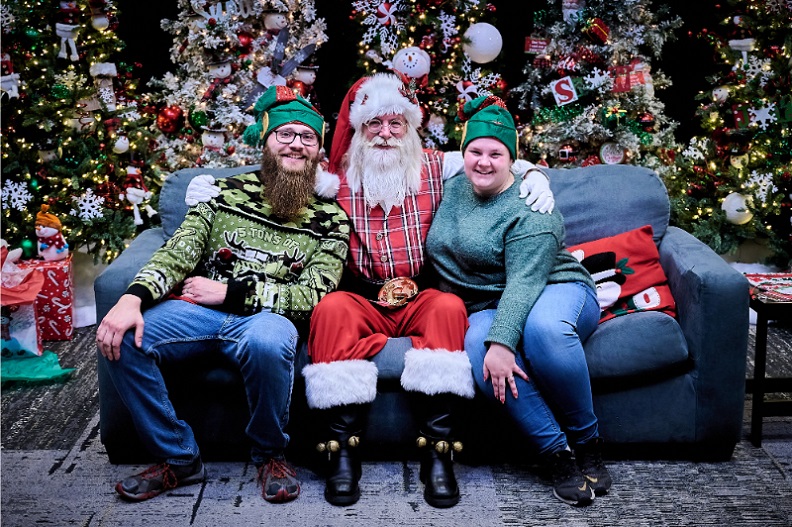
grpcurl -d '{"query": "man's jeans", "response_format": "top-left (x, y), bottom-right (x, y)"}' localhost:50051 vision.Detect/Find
top-left (465, 282), bottom-right (600, 457)
top-left (103, 299), bottom-right (299, 467)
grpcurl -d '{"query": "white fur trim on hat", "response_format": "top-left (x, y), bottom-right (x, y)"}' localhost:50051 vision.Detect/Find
top-left (401, 348), bottom-right (475, 399)
top-left (314, 167), bottom-right (340, 199)
top-left (302, 360), bottom-right (379, 409)
top-left (349, 73), bottom-right (423, 130)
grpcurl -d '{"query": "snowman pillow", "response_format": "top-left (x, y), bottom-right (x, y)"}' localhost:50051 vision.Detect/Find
top-left (567, 224), bottom-right (676, 323)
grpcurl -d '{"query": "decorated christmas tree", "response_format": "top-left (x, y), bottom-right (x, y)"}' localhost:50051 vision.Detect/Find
top-left (349, 0), bottom-right (506, 149)
top-left (664, 0), bottom-right (792, 268)
top-left (511, 0), bottom-right (681, 171)
top-left (1, 0), bottom-right (159, 262)
top-left (147, 0), bottom-right (327, 171)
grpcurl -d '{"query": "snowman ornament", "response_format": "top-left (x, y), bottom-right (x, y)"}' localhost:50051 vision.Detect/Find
top-left (120, 167), bottom-right (157, 226)
top-left (35, 205), bottom-right (70, 261)
top-left (390, 46), bottom-right (431, 87)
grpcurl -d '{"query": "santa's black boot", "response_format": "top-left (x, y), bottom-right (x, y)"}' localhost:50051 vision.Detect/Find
top-left (316, 404), bottom-right (368, 506)
top-left (412, 393), bottom-right (463, 508)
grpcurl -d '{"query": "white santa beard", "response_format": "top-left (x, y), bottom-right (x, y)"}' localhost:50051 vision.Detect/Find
top-left (346, 129), bottom-right (423, 213)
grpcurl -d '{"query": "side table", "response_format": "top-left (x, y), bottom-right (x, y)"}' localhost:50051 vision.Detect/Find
top-left (748, 294), bottom-right (792, 447)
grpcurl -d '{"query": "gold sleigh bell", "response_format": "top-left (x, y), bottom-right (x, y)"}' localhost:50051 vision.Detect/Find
top-left (416, 436), bottom-right (463, 454)
top-left (316, 436), bottom-right (360, 453)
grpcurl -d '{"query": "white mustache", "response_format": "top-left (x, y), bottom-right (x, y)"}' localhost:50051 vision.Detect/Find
top-left (366, 136), bottom-right (404, 148)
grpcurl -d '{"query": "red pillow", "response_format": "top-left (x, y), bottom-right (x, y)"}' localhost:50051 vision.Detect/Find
top-left (567, 225), bottom-right (676, 323)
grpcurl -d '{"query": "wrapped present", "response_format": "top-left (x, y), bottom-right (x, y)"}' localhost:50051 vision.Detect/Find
top-left (583, 17), bottom-right (609, 44)
top-left (17, 256), bottom-right (75, 341)
top-left (1, 246), bottom-right (45, 357)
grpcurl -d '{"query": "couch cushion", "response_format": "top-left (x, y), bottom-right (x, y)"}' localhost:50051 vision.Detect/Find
top-left (160, 165), bottom-right (260, 238)
top-left (546, 164), bottom-right (670, 246)
top-left (569, 225), bottom-right (676, 323)
top-left (583, 310), bottom-right (688, 382)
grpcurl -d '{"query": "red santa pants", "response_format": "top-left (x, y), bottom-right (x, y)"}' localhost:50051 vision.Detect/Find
top-left (308, 289), bottom-right (469, 363)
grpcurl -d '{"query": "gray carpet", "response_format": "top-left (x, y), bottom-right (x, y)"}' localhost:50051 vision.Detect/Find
top-left (1, 324), bottom-right (791, 526)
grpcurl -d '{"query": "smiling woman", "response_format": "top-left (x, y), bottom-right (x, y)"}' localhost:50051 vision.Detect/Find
top-left (426, 95), bottom-right (611, 506)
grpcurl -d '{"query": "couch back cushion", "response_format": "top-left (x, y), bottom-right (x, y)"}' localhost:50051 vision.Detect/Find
top-left (546, 164), bottom-right (670, 246)
top-left (160, 165), bottom-right (260, 238)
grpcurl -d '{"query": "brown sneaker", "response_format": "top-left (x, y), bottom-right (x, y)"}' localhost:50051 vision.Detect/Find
top-left (257, 457), bottom-right (301, 503)
top-left (116, 459), bottom-right (206, 501)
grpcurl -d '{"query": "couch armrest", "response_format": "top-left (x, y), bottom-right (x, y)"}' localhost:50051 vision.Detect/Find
top-left (94, 228), bottom-right (166, 323)
top-left (658, 226), bottom-right (750, 445)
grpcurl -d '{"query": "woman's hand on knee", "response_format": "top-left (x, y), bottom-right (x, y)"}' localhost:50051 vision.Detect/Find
top-left (482, 344), bottom-right (529, 403)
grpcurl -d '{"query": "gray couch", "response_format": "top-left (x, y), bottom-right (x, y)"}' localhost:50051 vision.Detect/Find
top-left (95, 163), bottom-right (750, 464)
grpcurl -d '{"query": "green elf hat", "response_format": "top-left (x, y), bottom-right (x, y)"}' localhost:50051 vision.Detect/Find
top-left (242, 85), bottom-right (325, 148)
top-left (457, 95), bottom-right (518, 160)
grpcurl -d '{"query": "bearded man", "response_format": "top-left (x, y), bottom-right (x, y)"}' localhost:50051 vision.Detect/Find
top-left (302, 73), bottom-right (555, 509)
top-left (96, 86), bottom-right (350, 505)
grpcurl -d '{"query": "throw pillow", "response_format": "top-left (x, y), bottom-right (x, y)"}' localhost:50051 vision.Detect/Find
top-left (567, 225), bottom-right (676, 323)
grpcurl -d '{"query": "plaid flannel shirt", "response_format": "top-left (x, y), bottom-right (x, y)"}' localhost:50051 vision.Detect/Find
top-left (336, 149), bottom-right (444, 283)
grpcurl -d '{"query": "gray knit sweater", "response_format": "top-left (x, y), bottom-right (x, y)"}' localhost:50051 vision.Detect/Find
top-left (426, 175), bottom-right (594, 351)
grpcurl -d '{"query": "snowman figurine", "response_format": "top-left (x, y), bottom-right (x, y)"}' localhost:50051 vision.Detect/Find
top-left (35, 205), bottom-right (70, 261)
top-left (56, 0), bottom-right (81, 61)
top-left (288, 64), bottom-right (319, 99)
top-left (390, 46), bottom-right (431, 87)
top-left (201, 121), bottom-right (226, 152)
top-left (120, 167), bottom-right (157, 226)
top-left (263, 9), bottom-right (289, 40)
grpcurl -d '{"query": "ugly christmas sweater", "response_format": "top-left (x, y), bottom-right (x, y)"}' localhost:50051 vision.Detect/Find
top-left (426, 176), bottom-right (594, 352)
top-left (126, 172), bottom-right (350, 322)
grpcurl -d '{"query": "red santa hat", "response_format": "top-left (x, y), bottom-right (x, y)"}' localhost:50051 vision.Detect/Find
top-left (328, 72), bottom-right (423, 174)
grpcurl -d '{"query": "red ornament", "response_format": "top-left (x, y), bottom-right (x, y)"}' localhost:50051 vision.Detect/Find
top-left (156, 105), bottom-right (184, 134)
top-left (288, 79), bottom-right (307, 97)
top-left (237, 31), bottom-right (253, 50)
top-left (639, 112), bottom-right (656, 132)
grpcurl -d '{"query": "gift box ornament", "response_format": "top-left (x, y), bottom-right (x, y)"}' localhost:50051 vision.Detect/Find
top-left (17, 257), bottom-right (75, 341)
top-left (583, 17), bottom-right (609, 44)
top-left (1, 245), bottom-right (45, 358)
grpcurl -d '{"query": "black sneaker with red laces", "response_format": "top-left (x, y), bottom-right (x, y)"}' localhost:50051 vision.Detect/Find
top-left (115, 458), bottom-right (206, 501)
top-left (257, 457), bottom-right (301, 503)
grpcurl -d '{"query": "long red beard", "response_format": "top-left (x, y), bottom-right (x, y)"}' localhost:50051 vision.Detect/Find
top-left (259, 148), bottom-right (319, 219)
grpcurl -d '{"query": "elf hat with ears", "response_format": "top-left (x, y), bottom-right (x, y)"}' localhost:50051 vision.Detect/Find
top-left (457, 95), bottom-right (518, 160)
top-left (328, 72), bottom-right (423, 174)
top-left (242, 85), bottom-right (325, 148)
top-left (36, 204), bottom-right (62, 230)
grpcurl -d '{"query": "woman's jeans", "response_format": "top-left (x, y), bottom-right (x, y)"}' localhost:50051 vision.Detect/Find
top-left (465, 282), bottom-right (600, 458)
top-left (103, 300), bottom-right (299, 467)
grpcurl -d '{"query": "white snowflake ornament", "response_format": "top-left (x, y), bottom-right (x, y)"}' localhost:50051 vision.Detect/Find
top-left (1, 181), bottom-right (33, 211)
top-left (750, 103), bottom-right (776, 129)
top-left (70, 189), bottom-right (105, 220)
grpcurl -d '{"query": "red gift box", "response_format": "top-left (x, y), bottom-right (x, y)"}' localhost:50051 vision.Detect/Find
top-left (18, 257), bottom-right (75, 341)
top-left (583, 17), bottom-right (609, 44)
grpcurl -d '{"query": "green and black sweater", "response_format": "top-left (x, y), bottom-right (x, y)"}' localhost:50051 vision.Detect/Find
top-left (426, 176), bottom-right (594, 352)
top-left (126, 172), bottom-right (350, 322)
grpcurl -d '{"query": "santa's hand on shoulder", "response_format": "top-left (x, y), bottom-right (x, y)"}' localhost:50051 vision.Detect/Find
top-left (517, 164), bottom-right (555, 214)
top-left (185, 174), bottom-right (221, 206)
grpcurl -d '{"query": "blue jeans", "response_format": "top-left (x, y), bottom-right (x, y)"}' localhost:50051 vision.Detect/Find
top-left (465, 282), bottom-right (600, 457)
top-left (103, 299), bottom-right (299, 467)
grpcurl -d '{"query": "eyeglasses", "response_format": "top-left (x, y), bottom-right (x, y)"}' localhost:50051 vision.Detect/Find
top-left (274, 129), bottom-right (319, 147)
top-left (364, 119), bottom-right (406, 134)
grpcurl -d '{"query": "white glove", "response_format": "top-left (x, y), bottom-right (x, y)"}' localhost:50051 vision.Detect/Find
top-left (185, 174), bottom-right (220, 206)
top-left (518, 169), bottom-right (555, 214)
